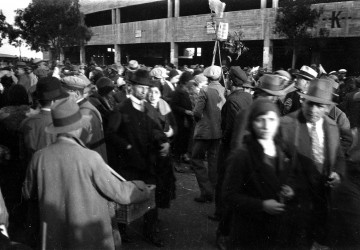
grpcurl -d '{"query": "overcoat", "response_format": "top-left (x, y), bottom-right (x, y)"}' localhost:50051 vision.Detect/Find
top-left (19, 109), bottom-right (57, 163)
top-left (106, 98), bottom-right (168, 182)
top-left (78, 99), bottom-right (108, 162)
top-left (193, 81), bottom-right (226, 140)
top-left (223, 135), bottom-right (292, 249)
top-left (280, 110), bottom-right (345, 245)
top-left (23, 136), bottom-right (149, 250)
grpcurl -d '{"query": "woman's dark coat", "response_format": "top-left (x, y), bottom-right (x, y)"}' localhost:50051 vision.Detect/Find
top-left (223, 136), bottom-right (292, 249)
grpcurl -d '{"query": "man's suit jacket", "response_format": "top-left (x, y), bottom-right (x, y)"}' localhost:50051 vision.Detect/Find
top-left (280, 110), bottom-right (345, 202)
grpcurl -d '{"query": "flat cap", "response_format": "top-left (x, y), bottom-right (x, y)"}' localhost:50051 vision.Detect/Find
top-left (203, 65), bottom-right (222, 80)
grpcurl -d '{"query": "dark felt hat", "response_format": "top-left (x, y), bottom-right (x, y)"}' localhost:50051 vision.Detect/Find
top-left (299, 78), bottom-right (335, 105)
top-left (36, 77), bottom-right (69, 101)
top-left (96, 77), bottom-right (115, 96)
top-left (128, 68), bottom-right (152, 86)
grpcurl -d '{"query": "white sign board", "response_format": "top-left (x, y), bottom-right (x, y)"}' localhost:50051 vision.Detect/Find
top-left (206, 22), bottom-right (216, 34)
top-left (217, 22), bottom-right (229, 40)
top-left (135, 30), bottom-right (142, 38)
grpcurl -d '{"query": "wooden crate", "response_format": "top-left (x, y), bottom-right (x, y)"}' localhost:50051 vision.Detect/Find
top-left (115, 185), bottom-right (156, 224)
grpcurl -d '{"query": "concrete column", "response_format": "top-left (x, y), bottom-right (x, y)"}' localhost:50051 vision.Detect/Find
top-left (116, 8), bottom-right (120, 23)
top-left (261, 0), bottom-right (267, 9)
top-left (168, 0), bottom-right (173, 18)
top-left (80, 44), bottom-right (86, 64)
top-left (263, 39), bottom-right (273, 72)
top-left (272, 0), bottom-right (279, 8)
top-left (170, 42), bottom-right (178, 66)
top-left (111, 9), bottom-right (116, 24)
top-left (174, 0), bottom-right (180, 17)
top-left (262, 11), bottom-right (273, 72)
top-left (114, 44), bottom-right (121, 65)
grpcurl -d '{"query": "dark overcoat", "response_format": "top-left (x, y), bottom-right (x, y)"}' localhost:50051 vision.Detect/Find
top-left (280, 110), bottom-right (346, 246)
top-left (223, 136), bottom-right (292, 249)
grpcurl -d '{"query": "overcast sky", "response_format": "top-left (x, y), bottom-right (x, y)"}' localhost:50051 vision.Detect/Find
top-left (0, 0), bottom-right (43, 59)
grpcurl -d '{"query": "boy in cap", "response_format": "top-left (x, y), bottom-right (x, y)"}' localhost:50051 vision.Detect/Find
top-left (191, 65), bottom-right (226, 203)
top-left (23, 97), bottom-right (150, 249)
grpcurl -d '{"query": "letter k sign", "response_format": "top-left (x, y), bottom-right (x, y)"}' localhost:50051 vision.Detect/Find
top-left (331, 11), bottom-right (342, 28)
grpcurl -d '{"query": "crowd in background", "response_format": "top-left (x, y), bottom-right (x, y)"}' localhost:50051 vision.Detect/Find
top-left (0, 56), bottom-right (359, 249)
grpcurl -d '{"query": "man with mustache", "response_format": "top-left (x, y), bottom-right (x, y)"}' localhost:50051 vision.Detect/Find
top-left (280, 78), bottom-right (345, 249)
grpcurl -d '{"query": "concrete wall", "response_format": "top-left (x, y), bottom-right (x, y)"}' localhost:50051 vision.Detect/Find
top-left (86, 1), bottom-right (360, 46)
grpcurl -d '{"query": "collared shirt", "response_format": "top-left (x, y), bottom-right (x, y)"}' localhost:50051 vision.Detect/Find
top-left (306, 117), bottom-right (324, 147)
top-left (129, 94), bottom-right (145, 112)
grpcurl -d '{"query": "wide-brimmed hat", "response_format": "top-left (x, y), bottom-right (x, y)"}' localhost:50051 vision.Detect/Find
top-left (36, 77), bottom-right (69, 101)
top-left (299, 78), bottom-right (335, 105)
top-left (45, 97), bottom-right (91, 134)
top-left (294, 65), bottom-right (318, 80)
top-left (128, 68), bottom-right (152, 86)
top-left (256, 74), bottom-right (286, 96)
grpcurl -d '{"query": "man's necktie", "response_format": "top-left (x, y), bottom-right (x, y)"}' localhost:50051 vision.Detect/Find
top-left (310, 123), bottom-right (324, 171)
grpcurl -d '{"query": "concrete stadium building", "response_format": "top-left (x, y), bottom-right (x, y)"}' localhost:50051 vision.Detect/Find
top-left (66, 0), bottom-right (360, 73)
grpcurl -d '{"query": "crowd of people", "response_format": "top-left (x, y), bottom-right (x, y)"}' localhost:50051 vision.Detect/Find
top-left (0, 57), bottom-right (359, 250)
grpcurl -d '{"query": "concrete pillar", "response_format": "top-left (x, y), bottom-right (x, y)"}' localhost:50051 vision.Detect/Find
top-left (111, 9), bottom-right (116, 24)
top-left (174, 0), bottom-right (180, 17)
top-left (262, 11), bottom-right (273, 72)
top-left (170, 42), bottom-right (178, 66)
top-left (261, 0), bottom-right (267, 9)
top-left (168, 0), bottom-right (173, 18)
top-left (272, 0), bottom-right (279, 8)
top-left (114, 44), bottom-right (121, 65)
top-left (263, 39), bottom-right (273, 72)
top-left (116, 8), bottom-right (120, 23)
top-left (80, 44), bottom-right (86, 64)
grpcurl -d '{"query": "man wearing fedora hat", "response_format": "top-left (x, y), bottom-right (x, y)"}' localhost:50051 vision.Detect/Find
top-left (280, 78), bottom-right (345, 248)
top-left (16, 62), bottom-right (32, 94)
top-left (231, 74), bottom-right (287, 149)
top-left (19, 77), bottom-right (69, 164)
top-left (283, 65), bottom-right (318, 115)
top-left (62, 75), bottom-right (108, 162)
top-left (23, 97), bottom-right (150, 249)
top-left (106, 68), bottom-right (170, 246)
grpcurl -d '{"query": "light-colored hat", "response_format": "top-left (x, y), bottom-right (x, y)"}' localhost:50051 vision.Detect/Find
top-left (62, 76), bottom-right (88, 90)
top-left (127, 60), bottom-right (139, 71)
top-left (45, 97), bottom-right (90, 134)
top-left (150, 67), bottom-right (168, 79)
top-left (338, 69), bottom-right (347, 73)
top-left (329, 71), bottom-right (337, 75)
top-left (194, 74), bottom-right (208, 85)
top-left (33, 58), bottom-right (49, 64)
top-left (299, 78), bottom-right (335, 105)
top-left (257, 74), bottom-right (287, 96)
top-left (294, 65), bottom-right (318, 80)
top-left (274, 70), bottom-right (291, 81)
top-left (203, 65), bottom-right (222, 80)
